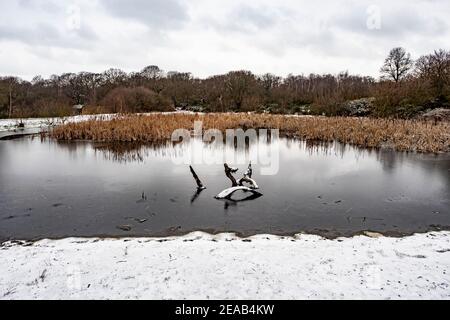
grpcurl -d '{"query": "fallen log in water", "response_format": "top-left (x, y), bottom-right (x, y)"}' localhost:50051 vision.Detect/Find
top-left (189, 166), bottom-right (206, 204)
top-left (237, 162), bottom-right (259, 189)
top-left (238, 176), bottom-right (259, 189)
top-left (189, 163), bottom-right (262, 200)
top-left (216, 162), bottom-right (262, 200)
top-left (189, 166), bottom-right (206, 190)
top-left (215, 186), bottom-right (263, 200)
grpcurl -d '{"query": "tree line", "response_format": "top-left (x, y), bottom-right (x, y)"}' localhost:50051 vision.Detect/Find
top-left (0, 48), bottom-right (449, 119)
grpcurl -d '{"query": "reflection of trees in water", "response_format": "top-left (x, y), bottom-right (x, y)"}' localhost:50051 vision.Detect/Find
top-left (54, 140), bottom-right (91, 160)
top-left (283, 137), bottom-right (414, 170)
top-left (94, 137), bottom-right (355, 163)
top-left (89, 130), bottom-right (287, 164)
top-left (375, 149), bottom-right (402, 172)
top-left (56, 141), bottom-right (81, 152)
top-left (91, 137), bottom-right (268, 164)
top-left (94, 142), bottom-right (154, 163)
top-left (92, 140), bottom-right (228, 163)
top-left (88, 138), bottom-right (450, 183)
top-left (94, 141), bottom-right (205, 163)
top-left (284, 138), bottom-right (357, 159)
top-left (376, 148), bottom-right (450, 176)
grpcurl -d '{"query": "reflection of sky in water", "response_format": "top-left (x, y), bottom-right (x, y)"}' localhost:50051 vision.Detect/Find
top-left (0, 137), bottom-right (449, 240)
top-left (92, 137), bottom-right (448, 190)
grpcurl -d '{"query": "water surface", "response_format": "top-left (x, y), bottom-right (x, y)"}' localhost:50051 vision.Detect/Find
top-left (0, 136), bottom-right (449, 241)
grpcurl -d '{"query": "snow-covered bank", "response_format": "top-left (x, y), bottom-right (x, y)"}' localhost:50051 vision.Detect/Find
top-left (0, 112), bottom-right (197, 132)
top-left (0, 114), bottom-right (116, 132)
top-left (1, 232), bottom-right (449, 300)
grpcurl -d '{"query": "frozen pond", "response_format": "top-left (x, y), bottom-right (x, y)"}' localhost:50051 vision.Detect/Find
top-left (0, 135), bottom-right (449, 241)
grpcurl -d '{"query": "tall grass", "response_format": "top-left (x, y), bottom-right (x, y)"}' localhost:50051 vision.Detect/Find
top-left (51, 113), bottom-right (450, 153)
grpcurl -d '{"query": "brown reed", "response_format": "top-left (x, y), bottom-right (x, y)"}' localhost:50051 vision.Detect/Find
top-left (50, 113), bottom-right (450, 153)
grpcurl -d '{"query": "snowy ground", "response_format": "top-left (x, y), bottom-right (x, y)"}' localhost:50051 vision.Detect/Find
top-left (1, 231), bottom-right (449, 300)
top-left (0, 114), bottom-right (115, 132)
top-left (0, 112), bottom-right (198, 132)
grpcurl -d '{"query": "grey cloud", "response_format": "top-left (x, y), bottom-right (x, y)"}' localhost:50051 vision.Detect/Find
top-left (332, 4), bottom-right (448, 38)
top-left (0, 22), bottom-right (97, 48)
top-left (230, 5), bottom-right (279, 31)
top-left (101, 0), bottom-right (188, 29)
top-left (207, 4), bottom-right (292, 34)
top-left (17, 0), bottom-right (61, 13)
top-left (201, 4), bottom-right (340, 57)
top-left (0, 1), bottom-right (97, 48)
top-left (1, 0), bottom-right (449, 79)
top-left (0, 23), bottom-right (59, 44)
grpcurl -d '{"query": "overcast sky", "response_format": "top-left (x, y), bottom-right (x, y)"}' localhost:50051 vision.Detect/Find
top-left (1, 0), bottom-right (449, 80)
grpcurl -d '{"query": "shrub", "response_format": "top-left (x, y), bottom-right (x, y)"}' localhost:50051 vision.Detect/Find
top-left (101, 87), bottom-right (173, 113)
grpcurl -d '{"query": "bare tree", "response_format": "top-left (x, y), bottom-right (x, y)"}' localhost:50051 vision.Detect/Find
top-left (3, 77), bottom-right (20, 118)
top-left (224, 71), bottom-right (256, 110)
top-left (140, 65), bottom-right (163, 80)
top-left (415, 49), bottom-right (450, 96)
top-left (140, 65), bottom-right (165, 93)
top-left (381, 47), bottom-right (413, 82)
top-left (2, 46), bottom-right (449, 119)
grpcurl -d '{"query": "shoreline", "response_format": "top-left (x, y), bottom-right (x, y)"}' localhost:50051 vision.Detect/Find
top-left (1, 231), bottom-right (449, 300)
top-left (2, 226), bottom-right (450, 245)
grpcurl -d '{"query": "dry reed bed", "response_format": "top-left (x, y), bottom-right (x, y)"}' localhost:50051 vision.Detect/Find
top-left (51, 113), bottom-right (450, 153)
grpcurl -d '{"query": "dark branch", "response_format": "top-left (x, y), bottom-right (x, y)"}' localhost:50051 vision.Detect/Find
top-left (190, 166), bottom-right (206, 190)
top-left (244, 162), bottom-right (252, 179)
top-left (224, 163), bottom-right (238, 187)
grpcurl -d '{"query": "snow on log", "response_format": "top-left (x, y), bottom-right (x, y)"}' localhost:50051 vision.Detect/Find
top-left (244, 162), bottom-right (253, 178)
top-left (217, 162), bottom-right (262, 199)
top-left (215, 186), bottom-right (263, 200)
top-left (238, 176), bottom-right (259, 189)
